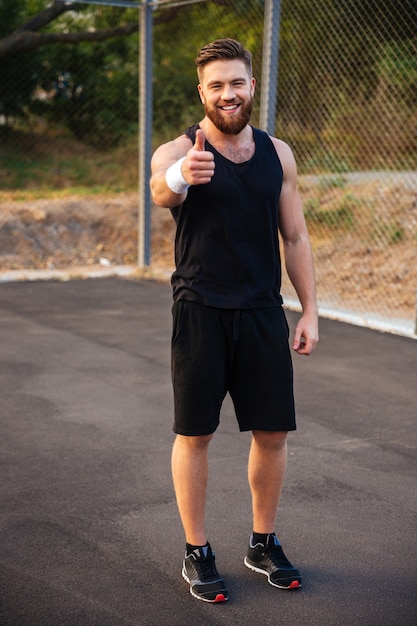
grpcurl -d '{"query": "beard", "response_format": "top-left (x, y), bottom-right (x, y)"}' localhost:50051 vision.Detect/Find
top-left (204, 98), bottom-right (253, 135)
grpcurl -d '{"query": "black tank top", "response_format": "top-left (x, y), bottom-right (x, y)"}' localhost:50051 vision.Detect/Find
top-left (170, 124), bottom-right (284, 308)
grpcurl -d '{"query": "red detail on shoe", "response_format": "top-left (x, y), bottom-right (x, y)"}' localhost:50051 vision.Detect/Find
top-left (214, 593), bottom-right (227, 602)
top-left (288, 581), bottom-right (301, 589)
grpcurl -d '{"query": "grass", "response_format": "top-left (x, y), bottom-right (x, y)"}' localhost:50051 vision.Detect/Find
top-left (304, 201), bottom-right (356, 230)
top-left (0, 128), bottom-right (138, 201)
top-left (370, 218), bottom-right (405, 246)
top-left (318, 175), bottom-right (347, 190)
top-left (304, 189), bottom-right (359, 232)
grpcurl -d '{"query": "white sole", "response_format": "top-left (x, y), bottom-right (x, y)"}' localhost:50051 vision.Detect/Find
top-left (244, 557), bottom-right (302, 589)
top-left (182, 566), bottom-right (228, 602)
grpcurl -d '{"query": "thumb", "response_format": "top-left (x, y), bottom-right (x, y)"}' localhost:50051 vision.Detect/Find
top-left (194, 129), bottom-right (206, 152)
top-left (292, 324), bottom-right (303, 351)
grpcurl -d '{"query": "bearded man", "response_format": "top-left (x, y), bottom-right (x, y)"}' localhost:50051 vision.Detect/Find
top-left (150, 38), bottom-right (318, 603)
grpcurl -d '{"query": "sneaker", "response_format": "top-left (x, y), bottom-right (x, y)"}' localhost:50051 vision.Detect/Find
top-left (244, 534), bottom-right (302, 589)
top-left (182, 544), bottom-right (228, 603)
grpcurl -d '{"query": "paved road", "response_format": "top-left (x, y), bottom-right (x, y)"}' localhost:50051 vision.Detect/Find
top-left (0, 277), bottom-right (416, 625)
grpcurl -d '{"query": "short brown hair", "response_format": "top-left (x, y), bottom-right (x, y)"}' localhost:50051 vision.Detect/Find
top-left (195, 38), bottom-right (253, 79)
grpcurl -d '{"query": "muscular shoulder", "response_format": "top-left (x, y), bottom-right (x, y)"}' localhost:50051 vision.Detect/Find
top-left (269, 136), bottom-right (298, 182)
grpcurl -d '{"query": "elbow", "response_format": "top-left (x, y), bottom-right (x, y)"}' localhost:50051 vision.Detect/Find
top-left (150, 179), bottom-right (160, 206)
top-left (150, 181), bottom-right (168, 209)
top-left (152, 195), bottom-right (178, 210)
top-left (152, 194), bottom-right (169, 209)
top-left (150, 178), bottom-right (180, 209)
top-left (283, 233), bottom-right (304, 250)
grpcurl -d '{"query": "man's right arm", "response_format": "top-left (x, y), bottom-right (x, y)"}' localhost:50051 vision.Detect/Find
top-left (150, 136), bottom-right (191, 208)
top-left (150, 129), bottom-right (215, 208)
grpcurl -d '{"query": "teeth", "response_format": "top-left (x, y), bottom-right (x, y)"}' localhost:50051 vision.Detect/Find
top-left (222, 105), bottom-right (238, 110)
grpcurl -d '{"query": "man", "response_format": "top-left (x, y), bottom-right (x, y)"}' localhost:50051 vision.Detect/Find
top-left (150, 38), bottom-right (318, 603)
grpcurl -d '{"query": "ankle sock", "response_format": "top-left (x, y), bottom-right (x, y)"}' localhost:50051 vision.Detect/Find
top-left (251, 532), bottom-right (279, 548)
top-left (186, 541), bottom-right (209, 556)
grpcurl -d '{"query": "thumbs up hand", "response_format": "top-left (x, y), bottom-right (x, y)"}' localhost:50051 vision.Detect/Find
top-left (182, 129), bottom-right (215, 185)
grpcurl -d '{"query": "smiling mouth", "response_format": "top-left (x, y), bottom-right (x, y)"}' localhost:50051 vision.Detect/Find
top-left (219, 104), bottom-right (240, 112)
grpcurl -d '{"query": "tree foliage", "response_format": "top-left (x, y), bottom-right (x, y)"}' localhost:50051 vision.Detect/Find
top-left (0, 1), bottom-right (145, 143)
top-left (0, 1), bottom-right (139, 59)
top-left (275, 0), bottom-right (417, 168)
top-left (0, 0), bottom-right (242, 144)
top-left (0, 0), bottom-right (44, 119)
top-left (0, 0), bottom-right (416, 160)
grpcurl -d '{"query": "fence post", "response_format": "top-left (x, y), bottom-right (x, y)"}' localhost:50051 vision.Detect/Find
top-left (138, 0), bottom-right (153, 267)
top-left (259, 0), bottom-right (282, 135)
top-left (415, 292), bottom-right (417, 336)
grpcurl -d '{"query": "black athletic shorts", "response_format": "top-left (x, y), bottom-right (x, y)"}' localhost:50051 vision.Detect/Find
top-left (171, 300), bottom-right (296, 436)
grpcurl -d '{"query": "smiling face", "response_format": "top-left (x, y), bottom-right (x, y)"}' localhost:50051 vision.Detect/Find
top-left (197, 59), bottom-right (256, 135)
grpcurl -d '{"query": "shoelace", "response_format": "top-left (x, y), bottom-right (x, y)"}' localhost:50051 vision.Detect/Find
top-left (194, 554), bottom-right (220, 580)
top-left (265, 544), bottom-right (292, 569)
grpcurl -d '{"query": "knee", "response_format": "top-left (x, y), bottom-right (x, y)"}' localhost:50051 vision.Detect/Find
top-left (175, 433), bottom-right (214, 451)
top-left (252, 430), bottom-right (288, 451)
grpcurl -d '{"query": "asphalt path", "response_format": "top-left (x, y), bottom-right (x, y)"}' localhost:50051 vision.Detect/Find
top-left (0, 277), bottom-right (416, 626)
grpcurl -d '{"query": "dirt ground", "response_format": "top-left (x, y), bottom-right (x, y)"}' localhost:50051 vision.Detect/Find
top-left (0, 180), bottom-right (416, 322)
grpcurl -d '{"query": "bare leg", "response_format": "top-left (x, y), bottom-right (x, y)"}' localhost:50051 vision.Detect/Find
top-left (171, 433), bottom-right (213, 546)
top-left (248, 430), bottom-right (288, 533)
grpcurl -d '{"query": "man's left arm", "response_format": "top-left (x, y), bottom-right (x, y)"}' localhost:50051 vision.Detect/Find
top-left (272, 138), bottom-right (319, 355)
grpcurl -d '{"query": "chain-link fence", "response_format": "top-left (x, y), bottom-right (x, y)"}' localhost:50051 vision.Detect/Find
top-left (1, 0), bottom-right (416, 337)
top-left (275, 0), bottom-right (417, 337)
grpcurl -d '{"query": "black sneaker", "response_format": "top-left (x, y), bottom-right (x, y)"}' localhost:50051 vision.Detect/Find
top-left (244, 534), bottom-right (302, 589)
top-left (182, 544), bottom-right (228, 603)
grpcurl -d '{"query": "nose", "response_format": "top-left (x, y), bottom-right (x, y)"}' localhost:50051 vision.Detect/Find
top-left (221, 83), bottom-right (236, 101)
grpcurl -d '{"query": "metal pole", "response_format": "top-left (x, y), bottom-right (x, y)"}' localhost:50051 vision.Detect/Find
top-left (259, 0), bottom-right (282, 135)
top-left (414, 293), bottom-right (417, 336)
top-left (138, 0), bottom-right (153, 267)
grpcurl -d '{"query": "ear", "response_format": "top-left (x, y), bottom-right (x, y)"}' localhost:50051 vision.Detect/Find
top-left (197, 83), bottom-right (205, 104)
top-left (250, 77), bottom-right (256, 97)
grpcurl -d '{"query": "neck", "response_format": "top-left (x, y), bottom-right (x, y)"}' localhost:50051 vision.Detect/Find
top-left (200, 118), bottom-right (255, 164)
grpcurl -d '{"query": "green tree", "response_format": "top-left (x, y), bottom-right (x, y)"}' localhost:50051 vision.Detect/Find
top-left (0, 1), bottom-right (139, 59)
top-left (0, 0), bottom-right (141, 139)
top-left (0, 0), bottom-right (237, 144)
top-left (276, 0), bottom-right (417, 169)
top-left (35, 6), bottom-right (140, 146)
top-left (0, 0), bottom-right (44, 121)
